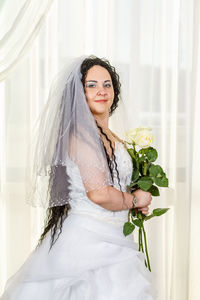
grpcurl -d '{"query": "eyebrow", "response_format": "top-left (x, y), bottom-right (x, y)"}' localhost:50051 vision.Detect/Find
top-left (85, 80), bottom-right (111, 83)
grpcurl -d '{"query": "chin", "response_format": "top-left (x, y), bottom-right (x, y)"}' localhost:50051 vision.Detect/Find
top-left (88, 104), bottom-right (107, 114)
top-left (91, 108), bottom-right (109, 116)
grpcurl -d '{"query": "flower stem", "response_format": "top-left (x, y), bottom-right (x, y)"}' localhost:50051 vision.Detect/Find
top-left (138, 228), bottom-right (141, 251)
top-left (139, 228), bottom-right (143, 252)
top-left (139, 225), bottom-right (147, 268)
top-left (128, 209), bottom-right (132, 222)
top-left (143, 161), bottom-right (147, 175)
top-left (141, 224), bottom-right (151, 272)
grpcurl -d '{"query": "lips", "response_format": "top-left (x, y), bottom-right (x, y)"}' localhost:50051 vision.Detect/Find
top-left (94, 99), bottom-right (108, 103)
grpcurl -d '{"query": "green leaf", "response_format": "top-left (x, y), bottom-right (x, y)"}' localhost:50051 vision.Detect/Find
top-left (153, 208), bottom-right (170, 216)
top-left (123, 222), bottom-right (135, 236)
top-left (132, 169), bottom-right (140, 182)
top-left (127, 148), bottom-right (136, 159)
top-left (138, 156), bottom-right (146, 163)
top-left (146, 148), bottom-right (158, 162)
top-left (154, 176), bottom-right (168, 187)
top-left (132, 219), bottom-right (143, 227)
top-left (138, 148), bottom-right (149, 155)
top-left (137, 176), bottom-right (153, 191)
top-left (131, 158), bottom-right (137, 169)
top-left (136, 160), bottom-right (139, 169)
top-left (148, 185), bottom-right (160, 196)
top-left (149, 165), bottom-right (165, 177)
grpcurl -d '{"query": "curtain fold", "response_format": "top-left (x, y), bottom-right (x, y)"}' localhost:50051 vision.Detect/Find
top-left (0, 0), bottom-right (55, 81)
top-left (0, 0), bottom-right (199, 299)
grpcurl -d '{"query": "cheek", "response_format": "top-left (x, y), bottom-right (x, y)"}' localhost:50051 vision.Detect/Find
top-left (110, 89), bottom-right (114, 102)
top-left (85, 90), bottom-right (95, 102)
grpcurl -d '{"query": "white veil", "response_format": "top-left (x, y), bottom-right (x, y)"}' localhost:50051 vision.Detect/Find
top-left (26, 56), bottom-right (119, 208)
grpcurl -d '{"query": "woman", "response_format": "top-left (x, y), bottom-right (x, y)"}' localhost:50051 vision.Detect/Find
top-left (1, 55), bottom-right (155, 299)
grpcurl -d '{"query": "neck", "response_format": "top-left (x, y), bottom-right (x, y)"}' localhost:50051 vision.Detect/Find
top-left (94, 112), bottom-right (110, 130)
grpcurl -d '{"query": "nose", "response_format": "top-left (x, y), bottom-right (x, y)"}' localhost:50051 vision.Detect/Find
top-left (97, 86), bottom-right (107, 96)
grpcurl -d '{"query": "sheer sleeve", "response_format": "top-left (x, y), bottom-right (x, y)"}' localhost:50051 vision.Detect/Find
top-left (68, 132), bottom-right (113, 193)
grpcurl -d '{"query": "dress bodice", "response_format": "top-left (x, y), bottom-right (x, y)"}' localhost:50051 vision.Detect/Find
top-left (67, 141), bottom-right (133, 225)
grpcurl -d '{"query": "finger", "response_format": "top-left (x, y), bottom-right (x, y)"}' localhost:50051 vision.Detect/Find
top-left (138, 205), bottom-right (149, 210)
top-left (142, 209), bottom-right (149, 213)
top-left (138, 208), bottom-right (149, 215)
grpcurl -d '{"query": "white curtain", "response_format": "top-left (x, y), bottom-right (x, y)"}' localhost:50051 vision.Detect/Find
top-left (0, 0), bottom-right (200, 299)
top-left (0, 0), bottom-right (54, 81)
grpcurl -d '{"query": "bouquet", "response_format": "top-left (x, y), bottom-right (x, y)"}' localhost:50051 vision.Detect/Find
top-left (123, 127), bottom-right (169, 272)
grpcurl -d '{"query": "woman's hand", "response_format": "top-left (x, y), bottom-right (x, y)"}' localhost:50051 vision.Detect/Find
top-left (133, 189), bottom-right (152, 215)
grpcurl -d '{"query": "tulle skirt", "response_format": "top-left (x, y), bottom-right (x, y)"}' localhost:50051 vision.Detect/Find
top-left (1, 213), bottom-right (156, 300)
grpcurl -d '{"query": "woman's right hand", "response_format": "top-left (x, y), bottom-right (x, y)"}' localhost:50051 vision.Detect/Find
top-left (132, 189), bottom-right (152, 215)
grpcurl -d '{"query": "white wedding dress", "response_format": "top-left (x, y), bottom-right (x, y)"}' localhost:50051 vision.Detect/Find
top-left (1, 141), bottom-right (155, 300)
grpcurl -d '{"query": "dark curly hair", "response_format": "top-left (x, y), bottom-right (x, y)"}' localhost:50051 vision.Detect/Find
top-left (37, 56), bottom-right (123, 251)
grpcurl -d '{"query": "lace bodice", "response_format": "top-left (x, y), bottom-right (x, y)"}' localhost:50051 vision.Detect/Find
top-left (67, 141), bottom-right (133, 225)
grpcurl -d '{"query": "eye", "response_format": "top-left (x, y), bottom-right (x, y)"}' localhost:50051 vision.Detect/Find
top-left (104, 82), bottom-right (112, 88)
top-left (85, 82), bottom-right (97, 88)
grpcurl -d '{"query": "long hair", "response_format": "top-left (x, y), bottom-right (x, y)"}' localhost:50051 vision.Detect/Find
top-left (37, 56), bottom-right (123, 250)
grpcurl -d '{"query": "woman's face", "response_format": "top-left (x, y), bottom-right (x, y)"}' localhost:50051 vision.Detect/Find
top-left (84, 65), bottom-right (114, 116)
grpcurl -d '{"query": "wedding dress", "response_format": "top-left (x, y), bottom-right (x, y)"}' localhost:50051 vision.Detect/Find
top-left (1, 141), bottom-right (155, 300)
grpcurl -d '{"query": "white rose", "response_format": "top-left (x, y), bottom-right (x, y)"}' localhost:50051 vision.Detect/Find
top-left (124, 128), bottom-right (137, 143)
top-left (133, 127), bottom-right (154, 148)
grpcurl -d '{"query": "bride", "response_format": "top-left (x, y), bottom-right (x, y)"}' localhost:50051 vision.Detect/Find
top-left (1, 55), bottom-right (155, 299)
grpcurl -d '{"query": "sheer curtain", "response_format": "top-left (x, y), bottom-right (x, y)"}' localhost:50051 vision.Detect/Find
top-left (0, 0), bottom-right (199, 299)
top-left (0, 0), bottom-right (55, 81)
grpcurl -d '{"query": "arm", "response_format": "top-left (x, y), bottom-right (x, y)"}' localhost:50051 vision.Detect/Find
top-left (87, 186), bottom-right (152, 213)
top-left (69, 136), bottom-right (152, 214)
